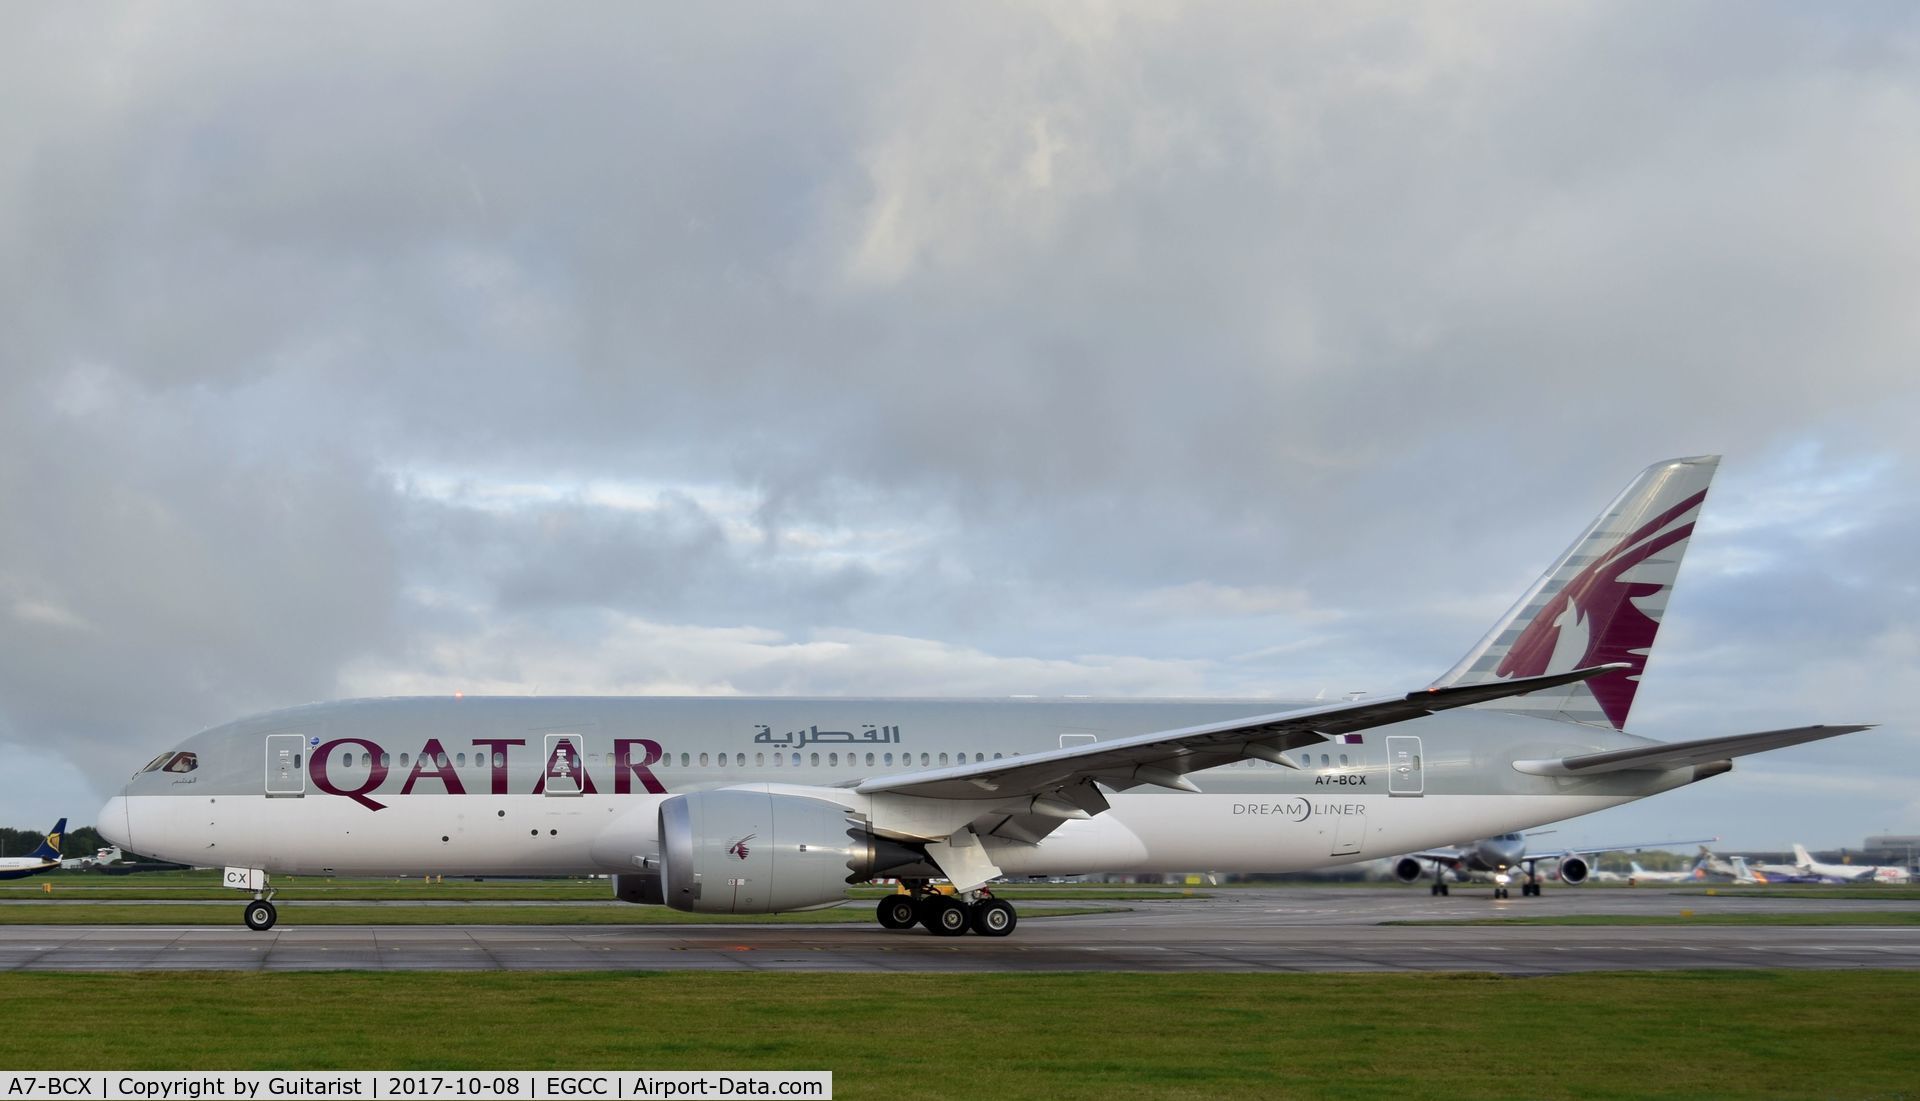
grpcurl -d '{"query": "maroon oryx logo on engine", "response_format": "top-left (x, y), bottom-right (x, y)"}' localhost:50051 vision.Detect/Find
top-left (728, 834), bottom-right (756, 861)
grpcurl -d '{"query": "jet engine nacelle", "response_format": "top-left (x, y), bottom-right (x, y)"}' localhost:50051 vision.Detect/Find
top-left (658, 789), bottom-right (872, 914)
top-left (1394, 857), bottom-right (1426, 883)
top-left (1558, 856), bottom-right (1590, 885)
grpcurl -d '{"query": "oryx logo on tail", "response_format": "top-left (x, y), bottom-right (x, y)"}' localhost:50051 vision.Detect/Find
top-left (1430, 455), bottom-right (1719, 730)
top-left (1495, 489), bottom-right (1707, 728)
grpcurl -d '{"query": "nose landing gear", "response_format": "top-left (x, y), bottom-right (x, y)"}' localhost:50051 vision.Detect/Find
top-left (224, 866), bottom-right (278, 931)
top-left (244, 897), bottom-right (278, 931)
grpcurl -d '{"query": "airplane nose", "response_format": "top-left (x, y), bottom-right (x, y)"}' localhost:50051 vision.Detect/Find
top-left (98, 795), bottom-right (132, 853)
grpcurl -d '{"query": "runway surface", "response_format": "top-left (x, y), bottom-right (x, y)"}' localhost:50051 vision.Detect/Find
top-left (5, 887), bottom-right (1917, 974)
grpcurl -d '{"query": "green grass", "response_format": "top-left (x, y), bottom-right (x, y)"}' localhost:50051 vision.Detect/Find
top-left (1389, 911), bottom-right (1920, 926)
top-left (1695, 886), bottom-right (1920, 901)
top-left (0, 971), bottom-right (1915, 1100)
top-left (0, 903), bottom-right (1125, 925)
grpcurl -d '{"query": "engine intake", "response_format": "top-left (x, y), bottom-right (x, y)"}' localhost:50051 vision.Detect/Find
top-left (1394, 857), bottom-right (1425, 883)
top-left (1558, 855), bottom-right (1590, 885)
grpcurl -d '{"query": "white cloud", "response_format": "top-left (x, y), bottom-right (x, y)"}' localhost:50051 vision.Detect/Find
top-left (340, 616), bottom-right (1217, 701)
top-left (1, 3), bottom-right (1917, 849)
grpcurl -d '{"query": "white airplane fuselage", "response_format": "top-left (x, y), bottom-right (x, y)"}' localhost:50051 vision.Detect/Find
top-left (101, 696), bottom-right (1707, 881)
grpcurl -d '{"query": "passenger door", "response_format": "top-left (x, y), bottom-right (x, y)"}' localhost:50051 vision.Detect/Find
top-left (264, 734), bottom-right (306, 797)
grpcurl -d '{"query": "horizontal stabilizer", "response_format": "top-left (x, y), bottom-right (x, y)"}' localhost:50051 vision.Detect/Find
top-left (1511, 724), bottom-right (1873, 776)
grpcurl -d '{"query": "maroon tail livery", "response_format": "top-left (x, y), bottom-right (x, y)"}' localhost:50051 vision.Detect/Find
top-left (1433, 456), bottom-right (1719, 730)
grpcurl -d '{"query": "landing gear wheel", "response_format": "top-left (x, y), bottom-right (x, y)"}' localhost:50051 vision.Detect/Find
top-left (1494, 887), bottom-right (1509, 899)
top-left (876, 896), bottom-right (918, 929)
top-left (922, 896), bottom-right (970, 937)
top-left (243, 900), bottom-right (278, 931)
top-left (970, 898), bottom-right (1017, 937)
top-left (1437, 883), bottom-right (1450, 897)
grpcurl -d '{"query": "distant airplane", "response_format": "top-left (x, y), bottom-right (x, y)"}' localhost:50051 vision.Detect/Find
top-left (0, 818), bottom-right (65, 881)
top-left (60, 845), bottom-right (121, 870)
top-left (1626, 855), bottom-right (1708, 884)
top-left (1695, 846), bottom-right (1740, 880)
top-left (99, 456), bottom-right (1877, 934)
top-left (1395, 834), bottom-right (1713, 898)
top-left (1733, 855), bottom-right (1836, 885)
top-left (1786, 844), bottom-right (1911, 885)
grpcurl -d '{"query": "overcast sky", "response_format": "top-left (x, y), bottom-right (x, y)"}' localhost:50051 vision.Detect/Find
top-left (3, 4), bottom-right (1916, 854)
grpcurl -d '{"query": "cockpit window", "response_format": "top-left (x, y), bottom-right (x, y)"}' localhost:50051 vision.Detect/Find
top-left (140, 753), bottom-right (175, 774)
top-left (162, 752), bottom-right (198, 774)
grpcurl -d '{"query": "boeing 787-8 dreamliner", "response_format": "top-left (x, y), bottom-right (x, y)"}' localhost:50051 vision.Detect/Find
top-left (99, 457), bottom-right (1872, 936)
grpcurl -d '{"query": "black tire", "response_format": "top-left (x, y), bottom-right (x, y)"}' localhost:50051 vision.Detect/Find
top-left (243, 900), bottom-right (277, 932)
top-left (876, 896), bottom-right (917, 929)
top-left (1438, 883), bottom-right (1450, 896)
top-left (970, 899), bottom-right (1017, 937)
top-left (923, 896), bottom-right (970, 936)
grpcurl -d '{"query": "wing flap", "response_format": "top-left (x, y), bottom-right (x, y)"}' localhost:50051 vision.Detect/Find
top-left (1511, 724), bottom-right (1873, 776)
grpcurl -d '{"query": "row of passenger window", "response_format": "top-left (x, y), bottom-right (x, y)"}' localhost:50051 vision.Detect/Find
top-left (329, 749), bottom-right (1361, 771)
top-left (332, 749), bottom-right (1015, 771)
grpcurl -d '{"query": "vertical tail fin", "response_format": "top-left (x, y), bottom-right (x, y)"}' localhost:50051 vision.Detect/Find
top-left (28, 818), bottom-right (65, 862)
top-left (1431, 455), bottom-right (1720, 729)
top-left (1792, 844), bottom-right (1816, 868)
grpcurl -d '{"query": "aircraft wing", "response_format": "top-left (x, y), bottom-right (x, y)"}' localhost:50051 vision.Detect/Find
top-left (1510, 724), bottom-right (1873, 776)
top-left (857, 664), bottom-right (1626, 819)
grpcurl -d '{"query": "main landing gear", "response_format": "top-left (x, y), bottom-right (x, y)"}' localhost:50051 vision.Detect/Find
top-left (876, 884), bottom-right (1017, 937)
